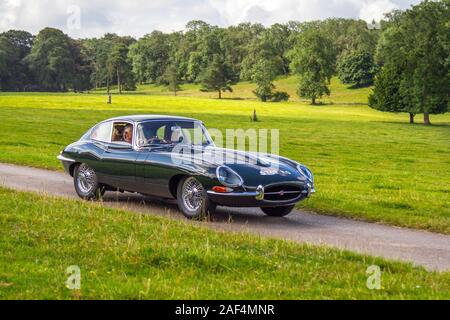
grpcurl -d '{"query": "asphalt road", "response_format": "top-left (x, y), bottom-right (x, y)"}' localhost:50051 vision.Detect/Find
top-left (0, 162), bottom-right (449, 272)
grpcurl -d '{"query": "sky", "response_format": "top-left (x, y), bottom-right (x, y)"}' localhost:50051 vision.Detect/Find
top-left (0, 0), bottom-right (422, 38)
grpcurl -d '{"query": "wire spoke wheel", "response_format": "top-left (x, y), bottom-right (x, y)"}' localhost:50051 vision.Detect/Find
top-left (182, 177), bottom-right (205, 211)
top-left (76, 164), bottom-right (96, 194)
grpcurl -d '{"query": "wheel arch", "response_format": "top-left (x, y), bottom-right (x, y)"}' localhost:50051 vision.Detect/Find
top-left (168, 174), bottom-right (188, 199)
top-left (69, 162), bottom-right (81, 177)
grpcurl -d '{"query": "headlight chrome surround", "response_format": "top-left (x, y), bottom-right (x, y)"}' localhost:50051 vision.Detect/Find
top-left (216, 166), bottom-right (244, 187)
top-left (297, 164), bottom-right (314, 183)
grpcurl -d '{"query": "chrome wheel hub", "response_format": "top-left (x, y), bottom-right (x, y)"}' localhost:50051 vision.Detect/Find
top-left (182, 177), bottom-right (204, 211)
top-left (77, 164), bottom-right (96, 193)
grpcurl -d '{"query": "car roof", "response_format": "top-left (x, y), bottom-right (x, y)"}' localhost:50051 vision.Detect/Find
top-left (104, 115), bottom-right (199, 123)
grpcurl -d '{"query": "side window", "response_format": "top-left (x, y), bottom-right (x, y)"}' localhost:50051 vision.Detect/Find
top-left (90, 122), bottom-right (112, 143)
top-left (136, 123), bottom-right (166, 146)
top-left (157, 125), bottom-right (167, 140)
top-left (111, 122), bottom-right (133, 145)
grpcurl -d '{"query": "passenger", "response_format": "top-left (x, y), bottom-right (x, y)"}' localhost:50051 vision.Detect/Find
top-left (123, 125), bottom-right (133, 144)
top-left (112, 128), bottom-right (122, 142)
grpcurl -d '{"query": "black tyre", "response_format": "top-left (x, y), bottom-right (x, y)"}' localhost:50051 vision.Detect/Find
top-left (177, 176), bottom-right (215, 220)
top-left (73, 163), bottom-right (105, 200)
top-left (261, 205), bottom-right (295, 217)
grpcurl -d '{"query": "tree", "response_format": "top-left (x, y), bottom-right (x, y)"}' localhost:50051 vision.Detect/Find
top-left (70, 40), bottom-right (93, 92)
top-left (108, 41), bottom-right (136, 93)
top-left (187, 51), bottom-right (204, 82)
top-left (82, 34), bottom-right (136, 93)
top-left (402, 0), bottom-right (449, 125)
top-left (222, 23), bottom-right (265, 80)
top-left (81, 37), bottom-right (111, 89)
top-left (251, 59), bottom-right (276, 102)
top-left (0, 30), bottom-right (34, 91)
top-left (240, 23), bottom-right (291, 81)
top-left (371, 0), bottom-right (449, 125)
top-left (336, 19), bottom-right (379, 55)
top-left (25, 28), bottom-right (75, 91)
top-left (182, 21), bottom-right (214, 82)
top-left (199, 54), bottom-right (235, 99)
top-left (129, 31), bottom-right (171, 84)
top-left (297, 74), bottom-right (330, 105)
top-left (263, 23), bottom-right (293, 75)
top-left (1, 30), bottom-right (34, 58)
top-left (369, 65), bottom-right (416, 123)
top-left (128, 40), bottom-right (148, 84)
top-left (247, 56), bottom-right (290, 102)
top-left (337, 50), bottom-right (377, 87)
top-left (289, 26), bottom-right (335, 104)
top-left (163, 61), bottom-right (181, 96)
top-left (0, 36), bottom-right (19, 91)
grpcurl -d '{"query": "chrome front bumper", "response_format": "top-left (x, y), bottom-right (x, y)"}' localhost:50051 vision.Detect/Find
top-left (57, 153), bottom-right (76, 175)
top-left (57, 154), bottom-right (76, 163)
top-left (206, 183), bottom-right (314, 208)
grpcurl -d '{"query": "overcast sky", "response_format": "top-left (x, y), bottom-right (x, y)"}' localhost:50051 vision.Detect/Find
top-left (0, 0), bottom-right (422, 38)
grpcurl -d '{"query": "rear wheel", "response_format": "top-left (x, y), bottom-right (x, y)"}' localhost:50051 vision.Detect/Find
top-left (73, 163), bottom-right (105, 200)
top-left (177, 176), bottom-right (215, 220)
top-left (261, 205), bottom-right (295, 217)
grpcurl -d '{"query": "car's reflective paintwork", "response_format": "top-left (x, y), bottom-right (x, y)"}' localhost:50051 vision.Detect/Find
top-left (58, 115), bottom-right (315, 208)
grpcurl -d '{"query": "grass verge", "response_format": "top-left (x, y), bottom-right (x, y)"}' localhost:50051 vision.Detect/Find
top-left (0, 188), bottom-right (449, 299)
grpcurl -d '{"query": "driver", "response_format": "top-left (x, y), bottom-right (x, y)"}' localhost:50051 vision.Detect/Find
top-left (123, 125), bottom-right (133, 144)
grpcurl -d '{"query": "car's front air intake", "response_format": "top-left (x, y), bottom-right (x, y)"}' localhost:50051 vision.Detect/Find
top-left (264, 184), bottom-right (303, 201)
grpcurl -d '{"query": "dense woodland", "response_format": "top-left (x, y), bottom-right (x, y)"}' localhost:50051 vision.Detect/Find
top-left (0, 0), bottom-right (448, 124)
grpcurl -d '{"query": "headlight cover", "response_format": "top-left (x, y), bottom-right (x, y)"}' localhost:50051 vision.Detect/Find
top-left (216, 166), bottom-right (243, 187)
top-left (297, 164), bottom-right (314, 183)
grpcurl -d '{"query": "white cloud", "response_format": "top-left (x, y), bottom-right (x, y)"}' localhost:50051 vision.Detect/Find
top-left (358, 0), bottom-right (400, 22)
top-left (0, 0), bottom-right (421, 38)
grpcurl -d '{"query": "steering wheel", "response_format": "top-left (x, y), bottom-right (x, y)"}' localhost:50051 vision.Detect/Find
top-left (146, 136), bottom-right (168, 145)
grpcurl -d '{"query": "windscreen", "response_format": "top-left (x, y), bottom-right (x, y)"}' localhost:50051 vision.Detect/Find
top-left (136, 120), bottom-right (213, 147)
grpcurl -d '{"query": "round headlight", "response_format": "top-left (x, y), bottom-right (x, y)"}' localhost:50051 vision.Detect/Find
top-left (297, 164), bottom-right (314, 183)
top-left (216, 166), bottom-right (243, 187)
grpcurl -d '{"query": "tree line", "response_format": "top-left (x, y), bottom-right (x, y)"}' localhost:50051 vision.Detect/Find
top-left (0, 0), bottom-right (448, 124)
top-left (0, 19), bottom-right (381, 97)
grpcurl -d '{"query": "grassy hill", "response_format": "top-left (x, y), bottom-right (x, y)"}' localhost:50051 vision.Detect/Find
top-left (0, 77), bottom-right (449, 233)
top-left (93, 76), bottom-right (373, 105)
top-left (0, 188), bottom-right (448, 299)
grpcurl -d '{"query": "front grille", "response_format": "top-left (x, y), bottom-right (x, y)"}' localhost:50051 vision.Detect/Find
top-left (264, 184), bottom-right (302, 201)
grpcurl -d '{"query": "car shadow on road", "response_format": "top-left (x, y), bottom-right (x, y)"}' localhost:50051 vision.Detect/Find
top-left (101, 191), bottom-right (312, 229)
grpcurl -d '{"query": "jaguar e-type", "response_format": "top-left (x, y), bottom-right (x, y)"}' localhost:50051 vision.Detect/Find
top-left (58, 115), bottom-right (315, 219)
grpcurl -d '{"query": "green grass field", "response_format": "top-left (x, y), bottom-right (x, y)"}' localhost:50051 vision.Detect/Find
top-left (0, 187), bottom-right (448, 299)
top-left (0, 77), bottom-right (449, 233)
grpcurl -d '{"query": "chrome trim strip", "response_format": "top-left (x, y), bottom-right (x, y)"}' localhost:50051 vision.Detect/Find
top-left (207, 185), bottom-right (265, 200)
top-left (206, 190), bottom-right (303, 204)
top-left (57, 155), bottom-right (76, 163)
top-left (207, 190), bottom-right (258, 197)
top-left (265, 191), bottom-right (301, 195)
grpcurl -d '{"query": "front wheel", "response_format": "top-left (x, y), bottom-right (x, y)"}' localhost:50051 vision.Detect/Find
top-left (261, 205), bottom-right (295, 217)
top-left (73, 163), bottom-right (105, 200)
top-left (177, 176), bottom-right (215, 220)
